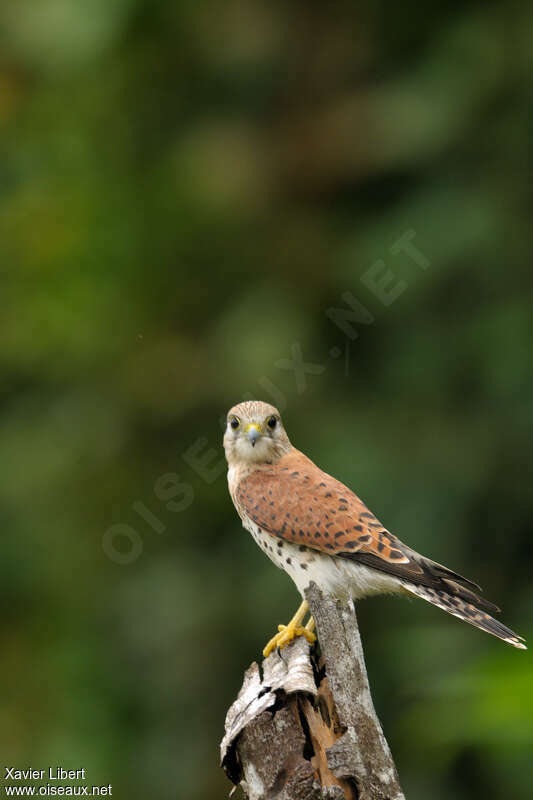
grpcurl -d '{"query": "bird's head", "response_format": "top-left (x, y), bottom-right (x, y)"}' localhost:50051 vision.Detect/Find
top-left (223, 400), bottom-right (292, 466)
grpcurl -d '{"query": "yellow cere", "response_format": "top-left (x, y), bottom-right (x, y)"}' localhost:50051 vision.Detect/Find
top-left (244, 423), bottom-right (263, 434)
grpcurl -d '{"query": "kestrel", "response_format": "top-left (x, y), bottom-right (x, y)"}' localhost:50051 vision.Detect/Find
top-left (224, 400), bottom-right (526, 656)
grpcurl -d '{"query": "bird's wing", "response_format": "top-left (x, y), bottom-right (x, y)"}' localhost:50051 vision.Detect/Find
top-left (235, 448), bottom-right (497, 611)
top-left (236, 449), bottom-right (408, 561)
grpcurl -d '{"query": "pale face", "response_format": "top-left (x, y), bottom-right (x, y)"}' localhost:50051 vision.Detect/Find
top-left (223, 400), bottom-right (292, 465)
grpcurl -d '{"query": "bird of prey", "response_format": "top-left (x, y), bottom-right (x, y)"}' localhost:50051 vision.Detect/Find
top-left (224, 400), bottom-right (526, 656)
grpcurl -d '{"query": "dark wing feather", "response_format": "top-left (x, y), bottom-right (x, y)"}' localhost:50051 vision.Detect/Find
top-left (349, 551), bottom-right (499, 613)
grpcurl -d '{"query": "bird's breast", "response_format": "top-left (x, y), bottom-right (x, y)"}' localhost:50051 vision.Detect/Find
top-left (240, 513), bottom-right (347, 598)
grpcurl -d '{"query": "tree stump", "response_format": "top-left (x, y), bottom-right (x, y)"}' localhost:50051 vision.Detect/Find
top-left (221, 583), bottom-right (405, 799)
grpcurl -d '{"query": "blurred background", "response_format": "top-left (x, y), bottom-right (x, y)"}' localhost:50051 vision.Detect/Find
top-left (1, 1), bottom-right (532, 798)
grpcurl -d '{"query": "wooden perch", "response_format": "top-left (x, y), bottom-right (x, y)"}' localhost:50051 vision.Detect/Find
top-left (221, 582), bottom-right (405, 799)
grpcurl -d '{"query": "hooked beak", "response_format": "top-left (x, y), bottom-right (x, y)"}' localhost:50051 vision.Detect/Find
top-left (245, 424), bottom-right (262, 447)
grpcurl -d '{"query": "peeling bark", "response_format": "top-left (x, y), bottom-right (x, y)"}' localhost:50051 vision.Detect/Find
top-left (221, 583), bottom-right (405, 800)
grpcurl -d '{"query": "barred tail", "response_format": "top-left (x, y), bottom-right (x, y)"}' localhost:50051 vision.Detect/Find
top-left (402, 582), bottom-right (526, 650)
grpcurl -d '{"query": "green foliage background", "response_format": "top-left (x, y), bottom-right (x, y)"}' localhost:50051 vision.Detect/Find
top-left (1, 2), bottom-right (531, 798)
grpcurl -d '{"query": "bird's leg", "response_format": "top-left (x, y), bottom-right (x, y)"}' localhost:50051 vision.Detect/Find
top-left (263, 599), bottom-right (316, 657)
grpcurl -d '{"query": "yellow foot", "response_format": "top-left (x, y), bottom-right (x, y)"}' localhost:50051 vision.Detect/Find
top-left (262, 599), bottom-right (316, 657)
top-left (263, 623), bottom-right (316, 658)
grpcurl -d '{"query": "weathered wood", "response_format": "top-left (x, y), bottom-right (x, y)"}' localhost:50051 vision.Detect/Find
top-left (306, 584), bottom-right (404, 800)
top-left (221, 583), bottom-right (405, 799)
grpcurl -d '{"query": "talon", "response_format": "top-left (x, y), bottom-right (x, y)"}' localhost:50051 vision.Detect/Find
top-left (262, 600), bottom-right (316, 657)
top-left (302, 626), bottom-right (317, 645)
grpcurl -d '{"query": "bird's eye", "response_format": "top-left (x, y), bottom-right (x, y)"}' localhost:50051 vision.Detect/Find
top-left (267, 415), bottom-right (277, 429)
top-left (230, 417), bottom-right (240, 430)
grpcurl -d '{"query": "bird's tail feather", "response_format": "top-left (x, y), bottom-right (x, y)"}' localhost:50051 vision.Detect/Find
top-left (402, 581), bottom-right (526, 650)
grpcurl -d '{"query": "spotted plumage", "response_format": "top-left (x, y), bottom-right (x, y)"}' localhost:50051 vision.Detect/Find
top-left (224, 400), bottom-right (526, 652)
